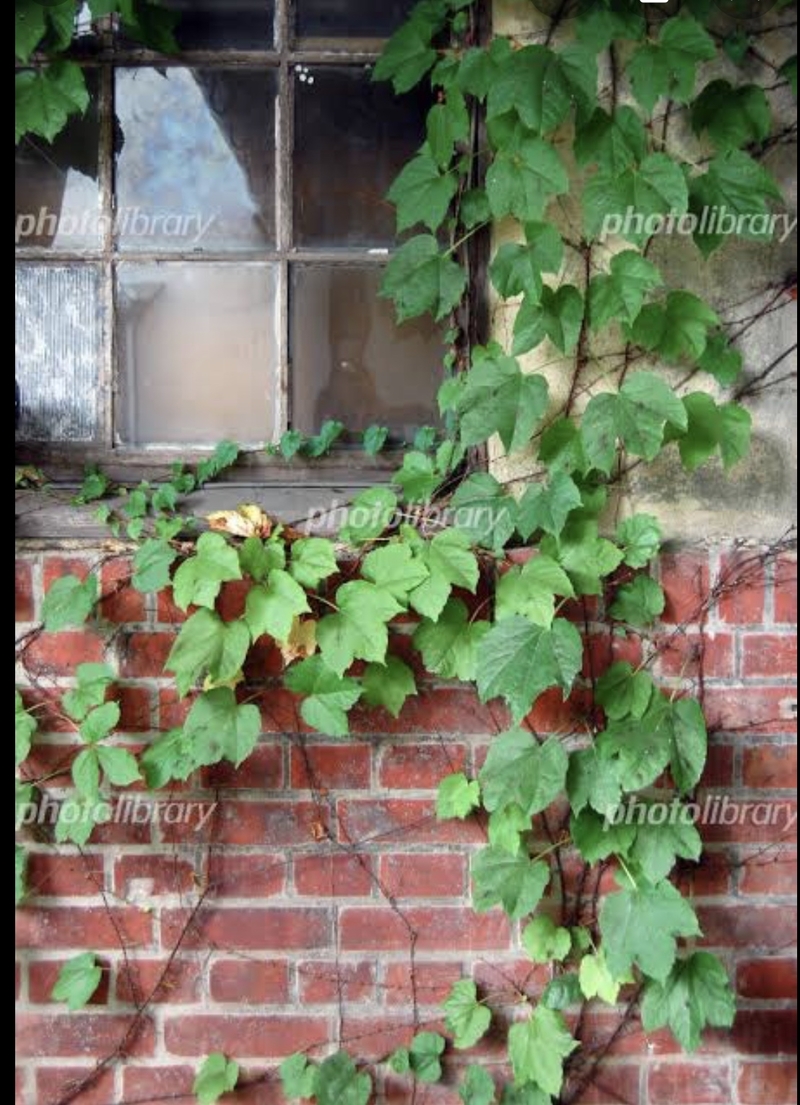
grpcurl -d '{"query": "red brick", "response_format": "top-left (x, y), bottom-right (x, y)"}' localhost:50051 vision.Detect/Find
top-left (209, 959), bottom-right (289, 1004)
top-left (583, 630), bottom-right (643, 680)
top-left (698, 905), bottom-right (797, 949)
top-left (161, 906), bottom-right (330, 951)
top-left (16, 1013), bottom-right (155, 1058)
top-left (379, 854), bottom-right (467, 898)
top-left (35, 1065), bottom-right (116, 1105)
top-left (113, 684), bottom-right (153, 731)
top-left (703, 744), bottom-right (736, 787)
top-left (572, 1064), bottom-right (641, 1104)
top-left (290, 742), bottom-right (372, 790)
top-left (700, 800), bottom-right (797, 844)
top-left (718, 552), bottom-right (767, 624)
top-left (349, 689), bottom-right (505, 735)
top-left (648, 1062), bottom-right (733, 1103)
top-left (100, 557), bottom-right (147, 623)
top-left (674, 852), bottom-right (732, 897)
top-left (298, 960), bottom-right (375, 1003)
top-left (23, 631), bottom-right (105, 677)
top-left (202, 743), bottom-right (284, 790)
top-left (383, 960), bottom-right (461, 1006)
top-left (737, 957), bottom-right (797, 1000)
top-left (338, 1013), bottom-right (421, 1060)
top-left (337, 799), bottom-right (483, 847)
top-left (156, 586), bottom-right (190, 624)
top-left (43, 556), bottom-right (92, 589)
top-left (378, 743), bottom-right (468, 790)
top-left (472, 957), bottom-right (549, 1000)
top-left (242, 635), bottom-right (285, 679)
top-left (527, 686), bottom-right (592, 734)
top-left (739, 1061), bottom-right (797, 1104)
top-left (740, 848), bottom-right (797, 895)
top-left (160, 799), bottom-right (326, 846)
top-left (120, 631), bottom-right (175, 677)
top-left (216, 579), bottom-right (252, 621)
top-left (26, 852), bottom-right (104, 898)
top-left (704, 687), bottom-right (797, 734)
top-left (658, 631), bottom-right (736, 679)
top-left (660, 551), bottom-right (710, 625)
top-left (774, 555), bottom-right (798, 625)
top-left (15, 560), bottom-right (34, 621)
top-left (122, 1065), bottom-right (196, 1100)
top-left (158, 687), bottom-right (194, 729)
top-left (29, 958), bottom-right (109, 1005)
top-left (742, 634), bottom-right (798, 678)
top-left (14, 1068), bottom-right (24, 1105)
top-left (164, 1014), bottom-right (328, 1058)
top-left (116, 957), bottom-right (201, 1005)
top-left (742, 745), bottom-right (798, 789)
top-left (731, 1010), bottom-right (798, 1055)
top-left (17, 688), bottom-right (75, 734)
top-left (207, 853), bottom-right (286, 898)
top-left (340, 907), bottom-right (512, 952)
top-left (15, 906), bottom-right (152, 951)
top-left (294, 853), bottom-right (373, 897)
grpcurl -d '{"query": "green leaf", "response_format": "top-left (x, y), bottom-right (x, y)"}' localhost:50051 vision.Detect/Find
top-left (583, 154), bottom-right (688, 244)
top-left (627, 16), bottom-right (716, 113)
top-left (450, 473), bottom-right (518, 552)
top-left (490, 223), bottom-right (564, 300)
top-left (496, 555), bottom-right (574, 628)
top-left (600, 877), bottom-right (702, 983)
top-left (610, 576), bottom-right (666, 627)
top-left (457, 345), bottom-right (549, 454)
top-left (780, 54), bottom-right (797, 97)
top-left (571, 809), bottom-right (636, 864)
top-left (341, 487), bottom-right (398, 544)
top-left (539, 418), bottom-right (587, 476)
top-left (308, 419), bottom-right (346, 458)
top-left (280, 1053), bottom-right (317, 1100)
top-left (542, 523), bottom-right (623, 596)
top-left (42, 574), bottom-right (97, 631)
top-left (516, 474), bottom-right (583, 542)
top-left (486, 139), bottom-right (569, 222)
top-left (141, 727), bottom-right (198, 789)
top-left (182, 688), bottom-right (261, 769)
top-left (472, 848), bottom-right (550, 920)
top-left (317, 582), bottom-right (401, 677)
top-left (567, 750), bottom-right (625, 820)
top-left (362, 543), bottom-right (429, 604)
top-left (512, 285), bottom-right (584, 357)
top-left (97, 745), bottom-right (142, 788)
top-left (477, 617), bottom-right (583, 723)
top-left (617, 514), bottom-right (662, 569)
top-left (164, 610), bottom-right (226, 696)
top-left (669, 697), bottom-right (708, 793)
top-left (689, 151), bottom-right (782, 256)
top-left (671, 393), bottom-right (752, 472)
top-left (196, 440), bottom-right (241, 486)
top-left (579, 951), bottom-right (624, 1005)
top-left (287, 539), bottom-right (337, 591)
top-left (279, 430), bottom-right (304, 460)
top-left (132, 539), bottom-right (178, 593)
top-left (285, 655), bottom-right (362, 737)
top-left (389, 147), bottom-right (459, 233)
top-left (172, 532), bottom-right (241, 612)
top-left (479, 730), bottom-right (569, 817)
top-left (388, 1048), bottom-right (411, 1075)
top-left (55, 795), bottom-right (110, 846)
top-left (16, 60), bottom-right (89, 143)
top-left (508, 1007), bottom-right (578, 1096)
top-left (409, 1032), bottom-right (446, 1083)
top-left (16, 4), bottom-right (47, 62)
top-left (488, 803), bottom-right (531, 855)
top-left (541, 973), bottom-right (584, 1011)
top-left (381, 235), bottom-right (466, 323)
top-left (414, 425), bottom-right (439, 453)
top-left (460, 1065), bottom-right (496, 1105)
top-left (696, 333), bottom-right (743, 387)
top-left (576, 6), bottom-right (644, 51)
top-left (79, 701), bottom-right (121, 744)
top-left (641, 952), bottom-right (736, 1051)
top-left (426, 90), bottom-right (470, 167)
top-left (631, 814), bottom-right (703, 883)
top-left (245, 570), bottom-right (310, 644)
top-left (487, 44), bottom-right (596, 134)
top-left (444, 979), bottom-right (492, 1050)
top-left (630, 291), bottom-right (720, 364)
top-left (587, 251), bottom-right (662, 330)
top-left (597, 694), bottom-right (705, 794)
top-left (72, 467), bottom-right (111, 506)
top-left (314, 1052), bottom-right (372, 1105)
top-left (522, 916), bottom-right (572, 964)
top-left (414, 598), bottom-right (490, 682)
top-left (575, 107), bottom-right (647, 174)
top-left (691, 81), bottom-right (771, 152)
top-left (193, 1054), bottom-right (240, 1105)
top-left (437, 773), bottom-right (481, 821)
top-left (361, 656), bottom-right (416, 718)
top-left (16, 692), bottom-right (37, 766)
top-left (581, 372), bottom-right (688, 473)
top-left (16, 845), bottom-right (28, 906)
top-left (408, 530), bottom-right (479, 621)
top-left (72, 747), bottom-right (101, 798)
top-left (595, 663), bottom-right (654, 721)
top-left (239, 536), bottom-right (286, 583)
top-left (393, 451), bottom-right (441, 503)
top-left (51, 953), bottom-right (103, 1012)
top-left (373, 14), bottom-right (441, 94)
top-left (363, 425), bottom-right (390, 456)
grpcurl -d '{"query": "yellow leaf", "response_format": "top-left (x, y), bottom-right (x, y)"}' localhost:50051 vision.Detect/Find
top-left (280, 618), bottom-right (318, 665)
top-left (207, 504), bottom-right (273, 539)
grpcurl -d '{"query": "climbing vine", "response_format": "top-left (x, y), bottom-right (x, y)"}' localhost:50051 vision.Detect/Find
top-left (15, 0), bottom-right (797, 1102)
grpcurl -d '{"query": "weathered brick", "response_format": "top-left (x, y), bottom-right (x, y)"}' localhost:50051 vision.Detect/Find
top-left (742, 634), bottom-right (798, 678)
top-left (660, 551), bottom-right (710, 625)
top-left (738, 1061), bottom-right (797, 1104)
top-left (119, 631), bottom-right (175, 677)
top-left (742, 744), bottom-right (797, 788)
top-left (648, 1061), bottom-right (733, 1104)
top-left (100, 558), bottom-right (147, 623)
top-left (737, 957), bottom-right (797, 1000)
top-left (23, 631), bottom-right (105, 676)
top-left (297, 959), bottom-right (376, 1003)
top-left (290, 742), bottom-right (372, 790)
top-left (378, 853), bottom-right (467, 898)
top-left (209, 959), bottom-right (289, 1004)
top-left (161, 906), bottom-right (330, 952)
top-left (15, 906), bottom-right (152, 951)
top-left (774, 555), bottom-right (798, 625)
top-left (163, 1014), bottom-right (328, 1058)
top-left (15, 560), bottom-right (34, 621)
top-left (718, 552), bottom-right (767, 624)
top-left (17, 1013), bottom-right (155, 1058)
top-left (378, 742), bottom-right (468, 790)
top-left (294, 853), bottom-right (374, 897)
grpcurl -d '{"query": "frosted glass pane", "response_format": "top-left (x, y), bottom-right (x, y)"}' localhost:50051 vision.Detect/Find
top-left (15, 265), bottom-right (103, 441)
top-left (291, 266), bottom-right (442, 438)
top-left (164, 0), bottom-right (274, 49)
top-left (117, 263), bottom-right (280, 445)
top-left (115, 68), bottom-right (276, 251)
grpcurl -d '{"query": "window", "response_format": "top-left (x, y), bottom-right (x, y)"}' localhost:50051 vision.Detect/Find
top-left (14, 0), bottom-right (445, 465)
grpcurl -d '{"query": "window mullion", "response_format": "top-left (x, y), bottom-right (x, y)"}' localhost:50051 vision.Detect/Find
top-left (276, 0), bottom-right (294, 435)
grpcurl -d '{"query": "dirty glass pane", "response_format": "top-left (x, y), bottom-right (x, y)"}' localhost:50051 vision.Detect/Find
top-left (291, 265), bottom-right (442, 438)
top-left (294, 67), bottom-right (429, 247)
top-left (15, 265), bottom-right (103, 441)
top-left (115, 68), bottom-right (276, 251)
top-left (14, 72), bottom-right (100, 251)
top-left (163, 0), bottom-right (275, 49)
top-left (117, 262), bottom-right (280, 446)
top-left (295, 0), bottom-right (418, 40)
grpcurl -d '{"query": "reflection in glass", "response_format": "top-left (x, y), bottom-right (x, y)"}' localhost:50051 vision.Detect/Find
top-left (115, 68), bottom-right (276, 251)
top-left (294, 67), bottom-right (429, 247)
top-left (117, 263), bottom-right (280, 445)
top-left (14, 73), bottom-right (100, 251)
top-left (15, 265), bottom-right (102, 441)
top-left (296, 0), bottom-right (418, 40)
top-left (291, 266), bottom-right (442, 438)
top-left (162, 0), bottom-right (275, 49)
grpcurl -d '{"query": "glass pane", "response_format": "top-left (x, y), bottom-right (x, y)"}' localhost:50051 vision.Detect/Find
top-left (294, 67), bottom-right (429, 247)
top-left (115, 68), bottom-right (276, 252)
top-left (15, 265), bottom-right (103, 441)
top-left (117, 262), bottom-right (280, 446)
top-left (163, 0), bottom-right (274, 49)
top-left (296, 0), bottom-right (418, 40)
top-left (291, 266), bottom-right (442, 438)
top-left (14, 73), bottom-right (100, 251)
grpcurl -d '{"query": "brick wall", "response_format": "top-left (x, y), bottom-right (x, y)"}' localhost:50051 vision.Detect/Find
top-left (15, 546), bottom-right (797, 1105)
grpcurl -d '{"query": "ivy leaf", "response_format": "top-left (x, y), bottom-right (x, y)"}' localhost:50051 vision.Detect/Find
top-left (576, 6), bottom-right (645, 51)
top-left (583, 154), bottom-right (688, 244)
top-left (362, 543), bottom-right (430, 603)
top-left (574, 107), bottom-right (647, 174)
top-left (388, 146), bottom-right (459, 233)
top-left (132, 539), bottom-right (178, 593)
top-left (16, 4), bottom-right (47, 63)
top-left (579, 951), bottom-right (624, 1005)
top-left (522, 916), bottom-right (572, 964)
top-left (460, 1065), bottom-right (496, 1105)
top-left (193, 1054), bottom-right (240, 1105)
top-left (689, 151), bottom-right (782, 256)
top-left (72, 747), bottom-right (101, 798)
top-left (539, 417), bottom-right (587, 476)
top-left (444, 979), bottom-right (492, 1050)
top-left (381, 235), bottom-right (466, 323)
top-left (610, 576), bottom-right (666, 627)
top-left (394, 451), bottom-right (441, 503)
top-left (472, 847), bottom-right (550, 920)
top-left (477, 617), bottom-right (583, 723)
top-left (341, 487), bottom-right (398, 544)
top-left (627, 16), bottom-right (716, 113)
top-left (55, 795), bottom-right (109, 846)
top-left (670, 393), bottom-right (752, 472)
top-left (631, 815), bottom-right (703, 884)
top-left (587, 251), bottom-right (662, 330)
top-left (541, 974), bottom-right (584, 1011)
top-left (285, 656), bottom-right (361, 737)
top-left (426, 90), bottom-right (470, 167)
top-left (571, 809), bottom-right (636, 864)
top-left (280, 1053), bottom-right (317, 1100)
top-left (16, 61), bottom-right (90, 143)
top-left (487, 45), bottom-right (572, 134)
top-left (669, 697), bottom-right (708, 794)
top-left (490, 222), bottom-right (564, 300)
top-left (486, 139), bottom-right (568, 222)
top-left (600, 877), bottom-right (702, 983)
top-left (595, 663), bottom-right (654, 721)
top-left (600, 692), bottom-right (707, 794)
top-left (313, 1051), bottom-right (372, 1105)
top-left (172, 532), bottom-right (241, 612)
top-left (780, 54), bottom-right (797, 97)
top-left (512, 285), bottom-right (584, 357)
top-left (408, 529), bottom-right (479, 621)
top-left (140, 728), bottom-right (197, 789)
top-left (409, 1032), bottom-right (446, 1083)
top-left (581, 372), bottom-right (688, 474)
top-left (437, 773), bottom-right (481, 821)
top-left (183, 688), bottom-right (261, 769)
top-left (541, 522), bottom-right (623, 596)
top-left (361, 656), bottom-right (416, 718)
top-left (696, 333), bottom-right (743, 387)
top-left (245, 570), bottom-right (310, 644)
top-left (317, 582), bottom-right (401, 677)
top-left (616, 514), bottom-right (662, 569)
top-left (79, 701), bottom-right (121, 744)
top-left (641, 952), bottom-right (736, 1051)
top-left (691, 80), bottom-right (771, 152)
top-left (16, 691), bottom-right (37, 765)
top-left (372, 14), bottom-right (441, 94)
top-left (289, 538), bottom-right (338, 589)
top-left (457, 345), bottom-right (550, 454)
top-left (508, 1007), bottom-right (578, 1097)
top-left (450, 474), bottom-right (518, 552)
top-left (456, 38), bottom-right (512, 100)
top-left (414, 598), bottom-right (490, 682)
top-left (362, 425), bottom-right (390, 456)
top-left (165, 609), bottom-right (225, 696)
top-left (516, 473), bottom-right (583, 542)
top-left (567, 750), bottom-right (625, 820)
top-left (496, 555), bottom-right (575, 628)
top-left (479, 730), bottom-right (569, 818)
top-left (630, 291), bottom-right (719, 364)
top-left (488, 804), bottom-right (531, 855)
top-left (97, 745), bottom-right (142, 788)
top-left (42, 574), bottom-right (97, 631)
top-left (51, 953), bottom-right (103, 1012)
